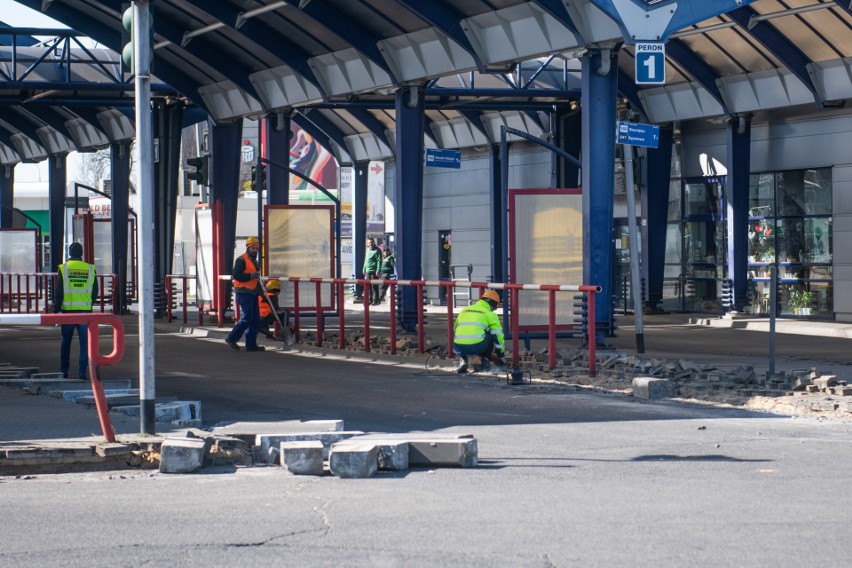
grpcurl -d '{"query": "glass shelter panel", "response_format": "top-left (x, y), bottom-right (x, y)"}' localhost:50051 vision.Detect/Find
top-left (510, 190), bottom-right (582, 328)
top-left (266, 205), bottom-right (335, 311)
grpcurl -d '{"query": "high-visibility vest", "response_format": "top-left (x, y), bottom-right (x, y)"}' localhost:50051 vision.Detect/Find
top-left (259, 292), bottom-right (278, 318)
top-left (453, 299), bottom-right (505, 352)
top-left (233, 253), bottom-right (259, 292)
top-left (59, 260), bottom-right (95, 312)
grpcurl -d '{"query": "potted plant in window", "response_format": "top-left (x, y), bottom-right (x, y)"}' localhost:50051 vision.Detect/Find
top-left (788, 289), bottom-right (802, 315)
top-left (799, 290), bottom-right (813, 316)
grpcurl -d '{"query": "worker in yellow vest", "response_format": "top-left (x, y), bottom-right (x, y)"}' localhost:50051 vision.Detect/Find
top-left (54, 242), bottom-right (98, 378)
top-left (226, 236), bottom-right (265, 352)
top-left (452, 289), bottom-right (506, 373)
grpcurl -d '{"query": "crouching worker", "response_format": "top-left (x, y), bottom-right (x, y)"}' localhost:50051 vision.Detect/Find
top-left (452, 289), bottom-right (506, 373)
top-left (259, 278), bottom-right (295, 345)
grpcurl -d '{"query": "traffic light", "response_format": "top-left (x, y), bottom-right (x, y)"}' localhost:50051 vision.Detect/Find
top-left (121, 4), bottom-right (154, 74)
top-left (250, 164), bottom-right (266, 192)
top-left (186, 155), bottom-right (209, 187)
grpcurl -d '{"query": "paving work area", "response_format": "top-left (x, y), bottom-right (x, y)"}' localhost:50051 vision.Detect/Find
top-left (2, 306), bottom-right (852, 476)
top-left (3, 308), bottom-right (852, 566)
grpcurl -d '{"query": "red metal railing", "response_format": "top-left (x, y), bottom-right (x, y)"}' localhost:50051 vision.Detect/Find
top-left (165, 274), bottom-right (203, 325)
top-left (0, 273), bottom-right (118, 314)
top-left (216, 275), bottom-right (600, 372)
top-left (0, 312), bottom-right (125, 442)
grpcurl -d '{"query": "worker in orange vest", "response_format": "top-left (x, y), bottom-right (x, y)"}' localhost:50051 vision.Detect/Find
top-left (258, 278), bottom-right (292, 343)
top-left (226, 236), bottom-right (265, 352)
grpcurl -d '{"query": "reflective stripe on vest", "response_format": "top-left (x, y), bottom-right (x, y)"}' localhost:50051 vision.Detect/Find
top-left (454, 304), bottom-right (492, 346)
top-left (234, 253), bottom-right (259, 291)
top-left (60, 260), bottom-right (95, 311)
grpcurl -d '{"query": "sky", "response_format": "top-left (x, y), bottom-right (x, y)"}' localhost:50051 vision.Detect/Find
top-left (0, 1), bottom-right (66, 28)
top-left (0, 2), bottom-right (99, 186)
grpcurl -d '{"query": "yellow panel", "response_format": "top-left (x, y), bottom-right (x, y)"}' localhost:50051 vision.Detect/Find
top-left (266, 206), bottom-right (334, 310)
top-left (512, 192), bottom-right (582, 327)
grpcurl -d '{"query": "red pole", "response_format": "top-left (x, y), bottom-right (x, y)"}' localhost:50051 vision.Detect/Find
top-left (445, 281), bottom-right (455, 350)
top-left (337, 279), bottom-right (345, 350)
top-left (25, 274), bottom-right (31, 313)
top-left (362, 278), bottom-right (371, 352)
top-left (587, 289), bottom-right (596, 375)
top-left (166, 275), bottom-right (173, 322)
top-left (314, 279), bottom-right (323, 347)
top-left (389, 282), bottom-right (397, 354)
top-left (16, 274), bottom-right (21, 313)
top-left (416, 281), bottom-right (424, 354)
top-left (182, 276), bottom-right (188, 324)
top-left (293, 278), bottom-right (301, 343)
top-left (548, 288), bottom-right (556, 370)
top-left (511, 286), bottom-right (520, 368)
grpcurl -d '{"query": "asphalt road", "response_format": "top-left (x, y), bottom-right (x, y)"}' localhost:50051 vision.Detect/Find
top-left (2, 315), bottom-right (852, 566)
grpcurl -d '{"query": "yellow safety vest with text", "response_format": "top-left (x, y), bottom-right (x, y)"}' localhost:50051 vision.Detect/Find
top-left (59, 260), bottom-right (95, 312)
top-left (453, 299), bottom-right (505, 352)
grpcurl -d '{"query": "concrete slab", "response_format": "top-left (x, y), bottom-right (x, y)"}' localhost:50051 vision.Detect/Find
top-left (334, 438), bottom-right (409, 470)
top-left (406, 438), bottom-right (478, 468)
top-left (632, 377), bottom-right (676, 400)
top-left (209, 419), bottom-right (344, 445)
top-left (159, 437), bottom-right (209, 473)
top-left (280, 440), bottom-right (324, 475)
top-left (328, 442), bottom-right (378, 478)
top-left (257, 431), bottom-right (364, 464)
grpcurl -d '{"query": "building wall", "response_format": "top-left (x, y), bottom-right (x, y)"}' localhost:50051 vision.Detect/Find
top-left (387, 142), bottom-right (552, 302)
top-left (681, 109), bottom-right (852, 321)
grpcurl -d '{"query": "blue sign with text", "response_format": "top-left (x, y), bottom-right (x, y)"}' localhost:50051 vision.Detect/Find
top-left (425, 148), bottom-right (461, 169)
top-left (635, 42), bottom-right (666, 85)
top-left (616, 121), bottom-right (660, 149)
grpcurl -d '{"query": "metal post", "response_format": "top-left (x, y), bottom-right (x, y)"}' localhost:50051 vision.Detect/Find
top-left (769, 265), bottom-right (776, 375)
top-left (623, 143), bottom-right (645, 353)
top-left (134, 0), bottom-right (156, 434)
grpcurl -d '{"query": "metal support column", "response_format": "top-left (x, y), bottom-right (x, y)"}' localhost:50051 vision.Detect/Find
top-left (353, 162), bottom-right (368, 285)
top-left (0, 165), bottom-right (13, 228)
top-left (209, 119), bottom-right (243, 280)
top-left (726, 113), bottom-right (752, 312)
top-left (110, 142), bottom-right (131, 313)
top-left (48, 154), bottom-right (67, 271)
top-left (581, 47), bottom-right (619, 342)
top-left (153, 101), bottom-right (183, 315)
top-left (557, 108), bottom-right (582, 188)
top-left (489, 144), bottom-right (502, 282)
top-left (267, 111), bottom-right (291, 205)
top-left (643, 124), bottom-right (673, 311)
top-left (394, 86), bottom-right (425, 332)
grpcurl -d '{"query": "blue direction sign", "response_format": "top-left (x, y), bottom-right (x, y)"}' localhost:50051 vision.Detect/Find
top-left (425, 148), bottom-right (461, 169)
top-left (635, 42), bottom-right (665, 85)
top-left (616, 121), bottom-right (660, 149)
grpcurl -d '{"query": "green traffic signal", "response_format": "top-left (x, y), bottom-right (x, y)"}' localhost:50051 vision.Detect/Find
top-left (121, 4), bottom-right (154, 75)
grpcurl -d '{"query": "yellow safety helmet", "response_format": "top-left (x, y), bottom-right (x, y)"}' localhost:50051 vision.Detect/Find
top-left (246, 236), bottom-right (260, 247)
top-left (481, 289), bottom-right (501, 304)
top-left (266, 278), bottom-right (281, 291)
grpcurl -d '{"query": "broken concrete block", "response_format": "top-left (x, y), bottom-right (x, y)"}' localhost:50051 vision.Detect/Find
top-left (407, 439), bottom-right (478, 467)
top-left (813, 376), bottom-right (839, 390)
top-left (335, 439), bottom-right (409, 471)
top-left (280, 441), bottom-right (325, 475)
top-left (632, 377), bottom-right (676, 400)
top-left (328, 443), bottom-right (378, 478)
top-left (257, 431), bottom-right (364, 464)
top-left (159, 437), bottom-right (209, 473)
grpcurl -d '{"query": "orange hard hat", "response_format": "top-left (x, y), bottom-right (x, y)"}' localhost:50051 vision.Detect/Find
top-left (481, 289), bottom-right (501, 304)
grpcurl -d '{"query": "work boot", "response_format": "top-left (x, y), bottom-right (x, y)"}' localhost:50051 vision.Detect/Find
top-left (246, 345), bottom-right (266, 352)
top-left (226, 339), bottom-right (240, 351)
top-left (456, 357), bottom-right (468, 374)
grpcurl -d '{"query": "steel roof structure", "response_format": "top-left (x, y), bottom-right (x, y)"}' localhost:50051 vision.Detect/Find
top-left (1, 0), bottom-right (849, 166)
